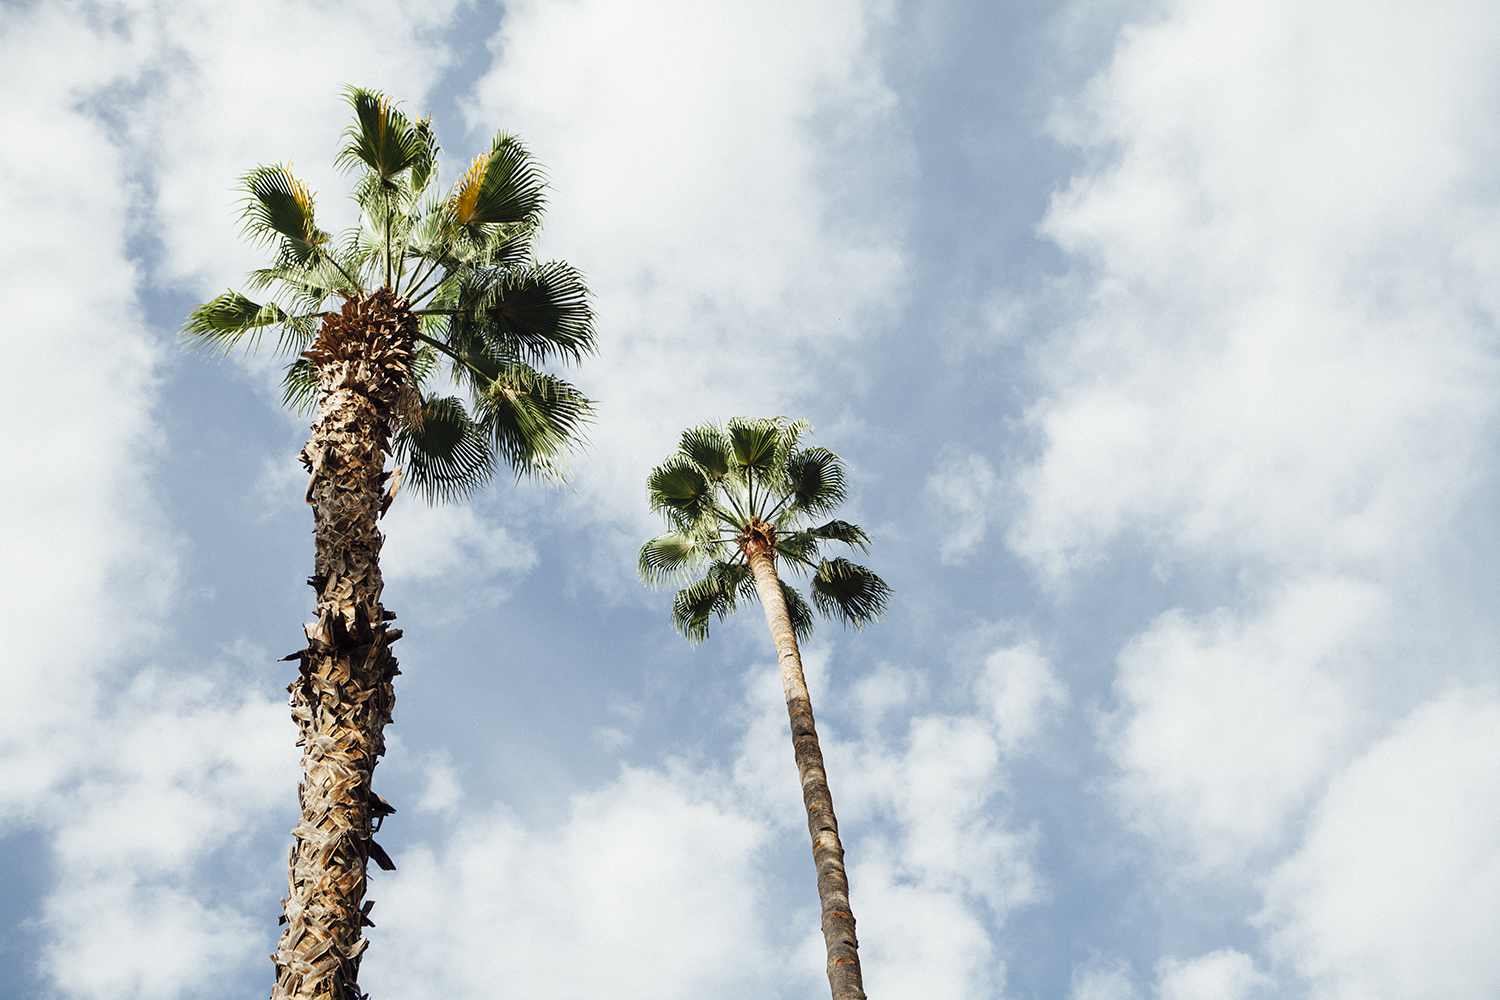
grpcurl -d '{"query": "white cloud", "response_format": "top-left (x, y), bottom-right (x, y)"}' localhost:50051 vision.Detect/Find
top-left (379, 500), bottom-right (539, 583)
top-left (1155, 949), bottom-right (1270, 1000)
top-left (1107, 576), bottom-right (1384, 866)
top-left (358, 638), bottom-right (1054, 999)
top-left (466, 0), bottom-right (911, 543)
top-left (35, 668), bottom-right (292, 1000)
top-left (1261, 690), bottom-right (1500, 1000)
top-left (362, 766), bottom-right (791, 1000)
top-left (926, 447), bottom-right (1001, 565)
top-left (979, 640), bottom-right (1068, 753)
top-left (1006, 0), bottom-right (1500, 992)
top-left (1015, 0), bottom-right (1500, 584)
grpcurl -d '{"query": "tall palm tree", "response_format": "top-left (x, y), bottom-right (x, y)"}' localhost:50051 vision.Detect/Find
top-left (639, 417), bottom-right (891, 1000)
top-left (184, 88), bottom-right (595, 1000)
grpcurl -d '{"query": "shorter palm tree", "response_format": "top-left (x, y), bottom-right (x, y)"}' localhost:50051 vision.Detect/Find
top-left (640, 417), bottom-right (891, 1000)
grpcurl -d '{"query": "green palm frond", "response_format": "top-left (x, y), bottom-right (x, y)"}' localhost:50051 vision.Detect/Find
top-left (680, 424), bottom-right (732, 481)
top-left (647, 456), bottom-right (714, 527)
top-left (407, 117), bottom-right (439, 194)
top-left (451, 260), bottom-right (595, 365)
top-left (336, 87), bottom-right (434, 185)
top-left (774, 530), bottom-right (823, 571)
top-left (240, 165), bottom-right (327, 263)
top-left (672, 560), bottom-right (755, 643)
top-left (772, 417), bottom-right (813, 471)
top-left (394, 396), bottom-right (496, 501)
top-left (474, 362), bottom-right (592, 478)
top-left (780, 580), bottom-right (816, 642)
top-left (281, 358), bottom-right (319, 414)
top-left (782, 447), bottom-right (847, 518)
top-left (639, 532), bottom-right (716, 586)
top-left (810, 557), bottom-right (891, 629)
top-left (183, 292), bottom-right (292, 354)
top-left (726, 417), bottom-right (781, 476)
top-left (448, 133), bottom-right (546, 231)
top-left (801, 518), bottom-right (870, 551)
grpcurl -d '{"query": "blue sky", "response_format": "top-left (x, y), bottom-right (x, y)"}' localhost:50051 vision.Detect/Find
top-left (5, 1), bottom-right (1500, 998)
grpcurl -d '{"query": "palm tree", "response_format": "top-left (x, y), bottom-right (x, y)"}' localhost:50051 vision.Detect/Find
top-left (184, 88), bottom-right (595, 1000)
top-left (639, 417), bottom-right (891, 1000)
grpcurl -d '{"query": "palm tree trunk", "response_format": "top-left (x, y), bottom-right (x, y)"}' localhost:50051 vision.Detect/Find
top-left (272, 291), bottom-right (415, 1000)
top-left (747, 549), bottom-right (866, 1000)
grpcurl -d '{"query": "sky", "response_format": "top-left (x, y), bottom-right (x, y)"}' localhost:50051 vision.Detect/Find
top-left (4, 0), bottom-right (1500, 998)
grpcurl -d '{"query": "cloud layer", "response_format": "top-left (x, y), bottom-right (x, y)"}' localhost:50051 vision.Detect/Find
top-left (1014, 0), bottom-right (1500, 994)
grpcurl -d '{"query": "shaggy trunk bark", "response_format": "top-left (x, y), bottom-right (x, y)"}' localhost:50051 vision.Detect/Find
top-left (747, 547), bottom-right (866, 1000)
top-left (271, 290), bottom-right (416, 1000)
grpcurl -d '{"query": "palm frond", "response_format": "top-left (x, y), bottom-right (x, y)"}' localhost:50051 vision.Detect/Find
top-left (774, 530), bottom-right (823, 571)
top-left (182, 292), bottom-right (291, 354)
top-left (451, 260), bottom-right (595, 365)
top-left (680, 423), bottom-right (732, 481)
top-left (772, 417), bottom-right (813, 471)
top-left (240, 164), bottom-right (327, 263)
top-left (782, 447), bottom-right (847, 518)
top-left (336, 87), bottom-right (434, 185)
top-left (639, 532), bottom-right (715, 586)
top-left (726, 417), bottom-right (781, 474)
top-left (672, 560), bottom-right (753, 643)
top-left (448, 132), bottom-right (546, 231)
top-left (647, 455), bottom-right (714, 528)
top-left (802, 518), bottom-right (870, 552)
top-left (394, 395), bottom-right (496, 501)
top-left (473, 362), bottom-right (592, 479)
top-left (810, 557), bottom-right (891, 629)
top-left (280, 358), bottom-right (319, 414)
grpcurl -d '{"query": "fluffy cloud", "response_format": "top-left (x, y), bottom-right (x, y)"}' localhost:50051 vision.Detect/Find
top-left (467, 0), bottom-right (911, 539)
top-left (1261, 690), bottom-right (1500, 1000)
top-left (1106, 576), bottom-right (1384, 866)
top-left (1015, 0), bottom-right (1500, 583)
top-left (1005, 0), bottom-right (1500, 993)
top-left (1155, 949), bottom-right (1270, 1000)
top-left (359, 638), bottom-right (1059, 1000)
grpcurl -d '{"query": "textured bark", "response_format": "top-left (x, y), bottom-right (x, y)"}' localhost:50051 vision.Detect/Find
top-left (271, 290), bottom-right (416, 1000)
top-left (747, 543), bottom-right (866, 1000)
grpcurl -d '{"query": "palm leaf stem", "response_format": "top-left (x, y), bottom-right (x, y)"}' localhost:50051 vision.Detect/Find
top-left (764, 490), bottom-right (795, 523)
top-left (383, 206), bottom-right (395, 290)
top-left (411, 331), bottom-right (493, 383)
top-left (719, 488), bottom-right (751, 525)
top-left (398, 260), bottom-right (444, 306)
top-left (309, 247), bottom-right (363, 294)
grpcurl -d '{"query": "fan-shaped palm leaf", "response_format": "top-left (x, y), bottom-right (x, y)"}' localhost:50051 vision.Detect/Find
top-left (639, 532), bottom-right (712, 586)
top-left (671, 560), bottom-right (755, 642)
top-left (183, 292), bottom-right (291, 354)
top-left (475, 362), bottom-right (590, 477)
top-left (727, 417), bottom-right (781, 475)
top-left (648, 457), bottom-right (714, 525)
top-left (336, 87), bottom-right (434, 185)
top-left (782, 447), bottom-right (847, 518)
top-left (394, 395), bottom-right (496, 501)
top-left (449, 133), bottom-right (546, 231)
top-left (460, 260), bottom-right (594, 365)
top-left (809, 557), bottom-right (891, 628)
top-left (240, 164), bottom-right (327, 263)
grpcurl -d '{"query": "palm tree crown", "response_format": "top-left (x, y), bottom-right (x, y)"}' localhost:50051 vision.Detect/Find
top-left (640, 417), bottom-right (891, 640)
top-left (185, 86), bottom-right (595, 496)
